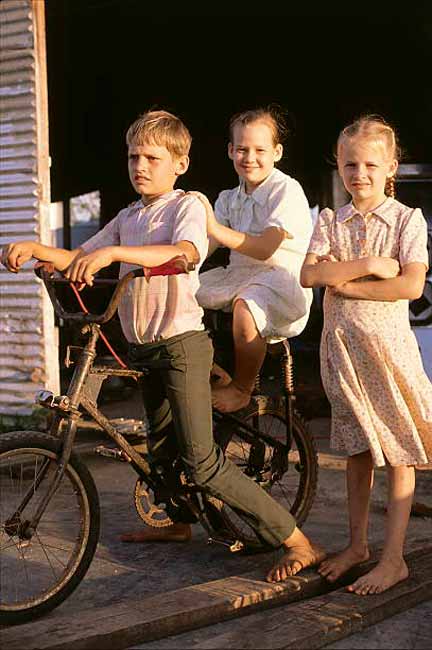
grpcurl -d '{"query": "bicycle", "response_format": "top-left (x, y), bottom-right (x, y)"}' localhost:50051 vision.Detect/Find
top-left (0, 258), bottom-right (318, 625)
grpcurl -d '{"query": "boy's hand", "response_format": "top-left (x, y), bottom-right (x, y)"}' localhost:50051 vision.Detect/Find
top-left (186, 191), bottom-right (218, 237)
top-left (369, 256), bottom-right (400, 279)
top-left (1, 241), bottom-right (35, 272)
top-left (65, 247), bottom-right (114, 286)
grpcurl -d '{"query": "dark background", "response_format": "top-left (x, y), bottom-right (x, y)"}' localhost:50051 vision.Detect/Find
top-left (43, 1), bottom-right (432, 408)
top-left (45, 1), bottom-right (432, 223)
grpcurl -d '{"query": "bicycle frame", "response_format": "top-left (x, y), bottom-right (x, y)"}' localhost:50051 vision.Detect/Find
top-left (18, 260), bottom-right (296, 543)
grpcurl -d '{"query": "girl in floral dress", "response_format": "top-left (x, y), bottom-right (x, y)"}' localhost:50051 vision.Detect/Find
top-left (301, 115), bottom-right (432, 595)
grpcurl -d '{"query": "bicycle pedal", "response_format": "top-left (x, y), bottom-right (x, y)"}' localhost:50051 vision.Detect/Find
top-left (207, 536), bottom-right (244, 553)
top-left (94, 445), bottom-right (130, 461)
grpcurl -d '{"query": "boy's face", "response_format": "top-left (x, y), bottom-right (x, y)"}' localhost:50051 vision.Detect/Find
top-left (228, 121), bottom-right (282, 193)
top-left (128, 141), bottom-right (189, 202)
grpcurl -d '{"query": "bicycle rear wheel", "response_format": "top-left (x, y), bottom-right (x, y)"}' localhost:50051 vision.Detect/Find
top-left (209, 399), bottom-right (318, 548)
top-left (0, 431), bottom-right (100, 625)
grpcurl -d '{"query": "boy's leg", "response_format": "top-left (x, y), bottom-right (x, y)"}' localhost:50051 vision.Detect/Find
top-left (318, 450), bottom-right (373, 582)
top-left (165, 331), bottom-right (325, 572)
top-left (212, 299), bottom-right (266, 413)
top-left (347, 464), bottom-right (414, 595)
top-left (120, 349), bottom-right (193, 543)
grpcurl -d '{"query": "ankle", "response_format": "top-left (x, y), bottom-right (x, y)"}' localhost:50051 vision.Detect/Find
top-left (379, 553), bottom-right (405, 568)
top-left (349, 542), bottom-right (369, 557)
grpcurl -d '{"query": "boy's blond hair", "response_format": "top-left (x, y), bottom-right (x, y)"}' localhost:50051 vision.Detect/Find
top-left (126, 110), bottom-right (192, 159)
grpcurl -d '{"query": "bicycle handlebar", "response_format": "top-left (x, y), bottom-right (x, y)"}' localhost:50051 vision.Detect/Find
top-left (35, 255), bottom-right (195, 325)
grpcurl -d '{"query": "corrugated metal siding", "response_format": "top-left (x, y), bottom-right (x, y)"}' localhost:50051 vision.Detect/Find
top-left (0, 0), bottom-right (54, 415)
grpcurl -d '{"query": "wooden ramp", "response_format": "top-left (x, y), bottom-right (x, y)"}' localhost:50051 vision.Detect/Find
top-left (1, 539), bottom-right (431, 650)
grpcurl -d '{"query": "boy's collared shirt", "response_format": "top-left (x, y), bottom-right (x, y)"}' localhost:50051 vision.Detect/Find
top-left (81, 190), bottom-right (208, 344)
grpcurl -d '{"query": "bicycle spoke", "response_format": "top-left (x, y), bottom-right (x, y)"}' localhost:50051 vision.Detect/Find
top-left (0, 436), bottom-right (98, 621)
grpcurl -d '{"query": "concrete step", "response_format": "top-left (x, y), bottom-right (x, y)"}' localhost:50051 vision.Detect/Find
top-left (2, 539), bottom-right (431, 650)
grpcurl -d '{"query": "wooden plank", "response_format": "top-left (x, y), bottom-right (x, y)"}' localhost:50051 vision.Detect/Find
top-left (1, 542), bottom-right (431, 650)
top-left (190, 565), bottom-right (432, 650)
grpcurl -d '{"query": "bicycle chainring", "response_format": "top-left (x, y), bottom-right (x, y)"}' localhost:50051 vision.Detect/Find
top-left (133, 478), bottom-right (175, 528)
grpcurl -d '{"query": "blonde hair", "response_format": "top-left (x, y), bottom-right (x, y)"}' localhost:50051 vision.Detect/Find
top-left (126, 110), bottom-right (192, 159)
top-left (337, 114), bottom-right (401, 197)
top-left (229, 105), bottom-right (289, 147)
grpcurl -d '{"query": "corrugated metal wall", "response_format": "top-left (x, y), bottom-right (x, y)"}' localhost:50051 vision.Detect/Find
top-left (0, 0), bottom-right (59, 416)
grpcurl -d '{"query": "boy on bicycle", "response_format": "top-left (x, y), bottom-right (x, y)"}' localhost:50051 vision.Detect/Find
top-left (1, 109), bottom-right (325, 583)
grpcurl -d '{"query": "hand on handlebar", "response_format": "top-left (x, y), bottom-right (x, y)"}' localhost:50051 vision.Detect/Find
top-left (64, 247), bottom-right (115, 287)
top-left (1, 241), bottom-right (36, 273)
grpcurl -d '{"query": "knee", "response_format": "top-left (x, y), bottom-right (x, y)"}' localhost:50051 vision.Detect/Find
top-left (233, 300), bottom-right (260, 342)
top-left (184, 447), bottom-right (225, 490)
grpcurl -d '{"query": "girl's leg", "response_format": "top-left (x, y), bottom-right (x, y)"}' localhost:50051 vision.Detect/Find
top-left (347, 464), bottom-right (414, 595)
top-left (212, 299), bottom-right (267, 413)
top-left (319, 450), bottom-right (373, 582)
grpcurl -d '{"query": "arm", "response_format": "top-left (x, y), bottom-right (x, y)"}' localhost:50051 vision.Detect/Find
top-left (65, 241), bottom-right (197, 286)
top-left (210, 222), bottom-right (290, 261)
top-left (189, 191), bottom-right (292, 261)
top-left (333, 262), bottom-right (426, 301)
top-left (300, 253), bottom-right (400, 288)
top-left (1, 240), bottom-right (82, 273)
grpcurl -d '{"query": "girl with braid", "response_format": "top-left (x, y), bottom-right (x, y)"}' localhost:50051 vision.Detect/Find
top-left (301, 115), bottom-right (432, 595)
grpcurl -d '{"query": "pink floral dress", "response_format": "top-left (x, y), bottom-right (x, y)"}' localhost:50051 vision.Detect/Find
top-left (308, 197), bottom-right (432, 467)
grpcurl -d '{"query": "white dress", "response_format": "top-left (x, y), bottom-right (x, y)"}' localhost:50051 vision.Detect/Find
top-left (197, 168), bottom-right (313, 341)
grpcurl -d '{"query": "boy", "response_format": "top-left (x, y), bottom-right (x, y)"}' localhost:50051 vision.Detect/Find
top-left (1, 110), bottom-right (325, 582)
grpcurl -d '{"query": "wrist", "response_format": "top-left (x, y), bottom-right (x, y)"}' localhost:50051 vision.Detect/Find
top-left (32, 242), bottom-right (44, 259)
top-left (105, 246), bottom-right (117, 263)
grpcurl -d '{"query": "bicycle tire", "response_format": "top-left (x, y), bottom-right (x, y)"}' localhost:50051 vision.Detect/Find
top-left (206, 398), bottom-right (318, 547)
top-left (0, 431), bottom-right (100, 625)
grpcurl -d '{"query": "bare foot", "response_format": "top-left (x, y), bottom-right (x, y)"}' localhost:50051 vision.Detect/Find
top-left (318, 546), bottom-right (370, 582)
top-left (120, 522), bottom-right (192, 543)
top-left (347, 557), bottom-right (409, 595)
top-left (266, 542), bottom-right (327, 583)
top-left (211, 382), bottom-right (251, 413)
top-left (211, 363), bottom-right (232, 388)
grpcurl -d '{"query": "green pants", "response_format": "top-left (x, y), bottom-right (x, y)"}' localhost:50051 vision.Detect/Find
top-left (128, 329), bottom-right (296, 548)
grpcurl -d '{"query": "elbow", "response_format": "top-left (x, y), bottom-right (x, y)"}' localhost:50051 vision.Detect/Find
top-left (408, 285), bottom-right (425, 301)
top-left (300, 267), bottom-right (318, 288)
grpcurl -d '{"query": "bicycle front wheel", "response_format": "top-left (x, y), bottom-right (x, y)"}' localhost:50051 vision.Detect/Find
top-left (212, 399), bottom-right (318, 547)
top-left (0, 431), bottom-right (100, 625)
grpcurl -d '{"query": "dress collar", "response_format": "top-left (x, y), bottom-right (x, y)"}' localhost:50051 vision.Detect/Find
top-left (234, 168), bottom-right (280, 208)
top-left (336, 196), bottom-right (396, 225)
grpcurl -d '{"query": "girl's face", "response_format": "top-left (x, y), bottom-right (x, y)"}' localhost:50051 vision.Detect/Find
top-left (228, 121), bottom-right (282, 193)
top-left (337, 137), bottom-right (398, 210)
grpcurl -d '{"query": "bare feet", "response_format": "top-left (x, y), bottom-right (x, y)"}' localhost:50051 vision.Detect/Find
top-left (120, 522), bottom-right (192, 543)
top-left (347, 557), bottom-right (409, 595)
top-left (266, 541), bottom-right (327, 583)
top-left (211, 382), bottom-right (251, 413)
top-left (318, 546), bottom-right (370, 582)
top-left (210, 363), bottom-right (232, 388)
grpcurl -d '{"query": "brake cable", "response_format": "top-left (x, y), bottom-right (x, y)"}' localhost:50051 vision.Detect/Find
top-left (68, 282), bottom-right (128, 369)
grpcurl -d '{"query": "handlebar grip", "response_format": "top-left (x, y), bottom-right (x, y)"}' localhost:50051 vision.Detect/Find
top-left (135, 255), bottom-right (195, 279)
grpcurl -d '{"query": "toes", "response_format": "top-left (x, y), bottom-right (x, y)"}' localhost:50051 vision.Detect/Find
top-left (289, 561), bottom-right (302, 576)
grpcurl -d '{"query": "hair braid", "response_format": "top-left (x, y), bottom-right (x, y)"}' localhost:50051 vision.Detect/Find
top-left (385, 174), bottom-right (396, 198)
